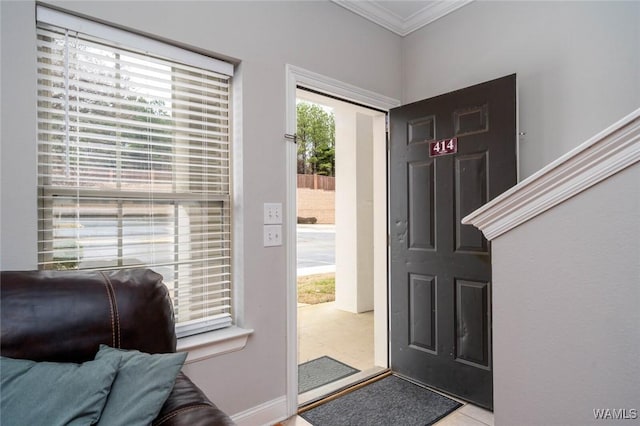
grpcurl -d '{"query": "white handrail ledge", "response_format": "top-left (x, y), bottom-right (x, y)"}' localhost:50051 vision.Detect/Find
top-left (462, 108), bottom-right (640, 241)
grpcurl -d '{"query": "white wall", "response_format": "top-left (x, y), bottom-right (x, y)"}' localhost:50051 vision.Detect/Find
top-left (0, 0), bottom-right (402, 420)
top-left (334, 104), bottom-right (358, 312)
top-left (354, 112), bottom-right (374, 312)
top-left (335, 109), bottom-right (375, 314)
top-left (492, 163), bottom-right (639, 425)
top-left (403, 1), bottom-right (640, 179)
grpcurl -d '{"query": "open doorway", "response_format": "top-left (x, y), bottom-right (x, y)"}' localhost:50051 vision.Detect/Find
top-left (285, 65), bottom-right (400, 416)
top-left (295, 87), bottom-right (388, 405)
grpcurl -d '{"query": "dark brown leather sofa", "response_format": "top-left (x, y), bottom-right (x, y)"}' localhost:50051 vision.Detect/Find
top-left (0, 269), bottom-right (235, 426)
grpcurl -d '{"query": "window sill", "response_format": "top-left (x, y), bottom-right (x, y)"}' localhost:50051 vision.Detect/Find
top-left (177, 326), bottom-right (253, 363)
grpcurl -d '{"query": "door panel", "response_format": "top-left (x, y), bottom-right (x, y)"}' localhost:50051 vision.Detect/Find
top-left (455, 278), bottom-right (490, 368)
top-left (455, 152), bottom-right (489, 253)
top-left (408, 116), bottom-right (436, 144)
top-left (408, 160), bottom-right (436, 250)
top-left (409, 273), bottom-right (437, 352)
top-left (389, 74), bottom-right (517, 410)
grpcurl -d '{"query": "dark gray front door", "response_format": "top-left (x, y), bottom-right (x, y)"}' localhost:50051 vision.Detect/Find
top-left (389, 74), bottom-right (517, 410)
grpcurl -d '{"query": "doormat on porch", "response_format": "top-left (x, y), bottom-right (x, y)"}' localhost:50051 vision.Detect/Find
top-left (298, 356), bottom-right (360, 394)
top-left (300, 374), bottom-right (461, 425)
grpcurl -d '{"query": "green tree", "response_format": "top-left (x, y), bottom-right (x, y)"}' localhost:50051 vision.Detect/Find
top-left (296, 102), bottom-right (335, 176)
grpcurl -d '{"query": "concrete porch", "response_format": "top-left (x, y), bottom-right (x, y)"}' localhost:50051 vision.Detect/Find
top-left (298, 301), bottom-right (374, 372)
top-left (297, 300), bottom-right (382, 406)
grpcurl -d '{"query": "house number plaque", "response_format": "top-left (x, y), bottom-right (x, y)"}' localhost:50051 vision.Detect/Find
top-left (429, 137), bottom-right (458, 157)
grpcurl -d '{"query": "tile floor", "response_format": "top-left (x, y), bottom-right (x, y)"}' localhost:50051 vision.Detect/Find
top-left (294, 301), bottom-right (495, 425)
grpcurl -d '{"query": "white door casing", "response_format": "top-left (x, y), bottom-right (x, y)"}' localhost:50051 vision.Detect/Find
top-left (284, 65), bottom-right (400, 416)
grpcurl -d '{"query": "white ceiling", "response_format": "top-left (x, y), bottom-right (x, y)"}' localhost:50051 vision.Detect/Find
top-left (331, 0), bottom-right (473, 37)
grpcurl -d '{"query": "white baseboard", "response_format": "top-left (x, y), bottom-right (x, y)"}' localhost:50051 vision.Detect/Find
top-left (231, 395), bottom-right (288, 426)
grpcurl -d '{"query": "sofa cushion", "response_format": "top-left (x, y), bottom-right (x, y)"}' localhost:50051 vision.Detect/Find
top-left (0, 355), bottom-right (120, 426)
top-left (153, 372), bottom-right (236, 426)
top-left (95, 345), bottom-right (187, 426)
top-left (0, 269), bottom-right (176, 364)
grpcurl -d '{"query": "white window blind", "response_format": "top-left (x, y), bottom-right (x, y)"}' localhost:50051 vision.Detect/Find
top-left (36, 8), bottom-right (234, 337)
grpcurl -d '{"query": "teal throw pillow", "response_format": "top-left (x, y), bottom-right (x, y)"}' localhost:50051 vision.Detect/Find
top-left (0, 354), bottom-right (121, 426)
top-left (95, 345), bottom-right (187, 426)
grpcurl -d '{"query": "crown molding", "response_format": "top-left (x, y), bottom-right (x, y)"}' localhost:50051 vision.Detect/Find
top-left (403, 0), bottom-right (474, 35)
top-left (462, 108), bottom-right (640, 241)
top-left (332, 0), bottom-right (473, 37)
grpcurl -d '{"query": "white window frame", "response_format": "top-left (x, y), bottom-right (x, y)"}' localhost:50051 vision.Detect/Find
top-left (35, 6), bottom-right (252, 352)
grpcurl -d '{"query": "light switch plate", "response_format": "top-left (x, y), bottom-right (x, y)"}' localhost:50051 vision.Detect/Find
top-left (264, 203), bottom-right (283, 224)
top-left (263, 225), bottom-right (282, 247)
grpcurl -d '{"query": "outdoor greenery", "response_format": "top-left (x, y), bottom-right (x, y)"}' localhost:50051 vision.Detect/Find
top-left (297, 273), bottom-right (335, 305)
top-left (296, 102), bottom-right (336, 176)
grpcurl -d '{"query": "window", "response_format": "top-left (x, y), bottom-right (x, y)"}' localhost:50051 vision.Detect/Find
top-left (36, 7), bottom-right (234, 337)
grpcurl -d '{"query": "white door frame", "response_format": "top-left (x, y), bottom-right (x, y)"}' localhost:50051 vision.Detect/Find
top-left (284, 65), bottom-right (400, 416)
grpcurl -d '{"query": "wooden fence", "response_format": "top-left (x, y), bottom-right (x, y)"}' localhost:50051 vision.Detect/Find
top-left (297, 174), bottom-right (335, 191)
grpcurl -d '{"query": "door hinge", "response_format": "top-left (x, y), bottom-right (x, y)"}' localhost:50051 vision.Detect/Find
top-left (284, 133), bottom-right (297, 143)
top-left (385, 115), bottom-right (390, 151)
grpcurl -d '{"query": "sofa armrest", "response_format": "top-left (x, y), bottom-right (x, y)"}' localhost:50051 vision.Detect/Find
top-left (153, 372), bottom-right (235, 426)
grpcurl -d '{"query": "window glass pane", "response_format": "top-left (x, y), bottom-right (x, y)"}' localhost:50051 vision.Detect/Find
top-left (37, 20), bottom-right (233, 335)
